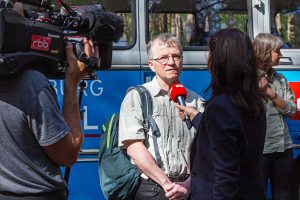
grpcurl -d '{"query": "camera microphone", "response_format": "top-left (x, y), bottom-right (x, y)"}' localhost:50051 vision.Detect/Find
top-left (78, 8), bottom-right (124, 69)
top-left (63, 7), bottom-right (125, 70)
top-left (82, 9), bottom-right (124, 44)
top-left (170, 83), bottom-right (192, 129)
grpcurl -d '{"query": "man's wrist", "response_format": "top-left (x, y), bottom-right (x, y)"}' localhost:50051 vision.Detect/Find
top-left (161, 178), bottom-right (173, 191)
top-left (64, 73), bottom-right (81, 86)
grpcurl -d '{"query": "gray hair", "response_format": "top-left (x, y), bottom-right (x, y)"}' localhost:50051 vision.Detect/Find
top-left (253, 33), bottom-right (283, 70)
top-left (146, 33), bottom-right (183, 59)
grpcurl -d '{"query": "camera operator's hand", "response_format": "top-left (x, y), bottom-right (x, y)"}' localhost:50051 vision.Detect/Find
top-left (83, 37), bottom-right (100, 59)
top-left (65, 42), bottom-right (87, 84)
top-left (65, 37), bottom-right (100, 82)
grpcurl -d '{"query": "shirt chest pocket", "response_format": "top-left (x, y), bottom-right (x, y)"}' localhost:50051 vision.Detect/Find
top-left (151, 99), bottom-right (179, 134)
top-left (152, 98), bottom-right (174, 117)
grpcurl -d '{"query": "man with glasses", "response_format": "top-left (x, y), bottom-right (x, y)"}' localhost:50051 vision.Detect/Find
top-left (118, 33), bottom-right (205, 200)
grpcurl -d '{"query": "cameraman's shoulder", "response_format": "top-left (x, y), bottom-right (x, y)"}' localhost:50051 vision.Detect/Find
top-left (23, 70), bottom-right (47, 80)
top-left (20, 70), bottom-right (50, 89)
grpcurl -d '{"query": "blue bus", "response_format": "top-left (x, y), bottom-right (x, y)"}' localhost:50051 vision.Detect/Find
top-left (47, 0), bottom-right (300, 199)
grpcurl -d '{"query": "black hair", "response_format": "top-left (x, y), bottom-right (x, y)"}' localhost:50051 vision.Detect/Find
top-left (207, 28), bottom-right (264, 117)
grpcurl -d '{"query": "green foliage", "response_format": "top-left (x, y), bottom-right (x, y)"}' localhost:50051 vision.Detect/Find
top-left (220, 13), bottom-right (248, 32)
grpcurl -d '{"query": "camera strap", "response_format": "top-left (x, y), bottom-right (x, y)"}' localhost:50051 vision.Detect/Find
top-left (73, 41), bottom-right (100, 79)
top-left (85, 57), bottom-right (100, 78)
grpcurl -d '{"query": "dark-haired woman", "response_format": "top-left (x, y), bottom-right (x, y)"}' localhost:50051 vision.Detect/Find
top-left (176, 28), bottom-right (266, 200)
top-left (253, 33), bottom-right (297, 200)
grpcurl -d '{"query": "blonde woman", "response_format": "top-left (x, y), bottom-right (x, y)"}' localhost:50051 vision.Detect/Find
top-left (253, 33), bottom-right (297, 200)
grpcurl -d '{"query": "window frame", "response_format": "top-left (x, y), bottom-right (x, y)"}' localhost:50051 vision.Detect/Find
top-left (145, 0), bottom-right (252, 51)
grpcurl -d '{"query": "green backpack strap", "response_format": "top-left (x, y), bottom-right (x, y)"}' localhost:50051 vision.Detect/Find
top-left (105, 114), bottom-right (116, 149)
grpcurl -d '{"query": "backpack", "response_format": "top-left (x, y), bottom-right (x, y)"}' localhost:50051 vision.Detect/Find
top-left (98, 85), bottom-right (161, 200)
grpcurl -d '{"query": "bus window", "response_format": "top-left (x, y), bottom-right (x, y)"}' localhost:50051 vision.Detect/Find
top-left (147, 0), bottom-right (248, 48)
top-left (271, 0), bottom-right (300, 48)
top-left (63, 0), bottom-right (135, 48)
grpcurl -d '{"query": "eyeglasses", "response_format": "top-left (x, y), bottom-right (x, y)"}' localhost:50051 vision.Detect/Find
top-left (152, 55), bottom-right (183, 65)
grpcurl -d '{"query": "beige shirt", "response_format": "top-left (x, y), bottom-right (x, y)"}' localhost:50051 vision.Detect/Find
top-left (118, 77), bottom-right (205, 176)
top-left (263, 71), bottom-right (296, 154)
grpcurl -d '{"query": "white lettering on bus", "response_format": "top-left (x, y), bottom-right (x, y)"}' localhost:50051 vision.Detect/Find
top-left (90, 80), bottom-right (103, 96)
top-left (83, 105), bottom-right (98, 130)
top-left (49, 79), bottom-right (103, 97)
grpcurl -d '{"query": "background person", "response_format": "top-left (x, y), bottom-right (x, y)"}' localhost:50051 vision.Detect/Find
top-left (0, 38), bottom-right (98, 199)
top-left (176, 28), bottom-right (266, 200)
top-left (118, 33), bottom-right (205, 200)
top-left (253, 33), bottom-right (297, 200)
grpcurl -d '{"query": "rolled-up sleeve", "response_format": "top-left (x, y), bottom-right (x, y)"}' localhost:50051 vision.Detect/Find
top-left (118, 89), bottom-right (145, 149)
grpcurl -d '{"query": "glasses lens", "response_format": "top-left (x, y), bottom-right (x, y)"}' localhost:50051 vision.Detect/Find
top-left (173, 55), bottom-right (182, 61)
top-left (159, 57), bottom-right (169, 63)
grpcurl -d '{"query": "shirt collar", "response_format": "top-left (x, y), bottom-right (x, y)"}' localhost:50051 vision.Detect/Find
top-left (147, 76), bottom-right (169, 97)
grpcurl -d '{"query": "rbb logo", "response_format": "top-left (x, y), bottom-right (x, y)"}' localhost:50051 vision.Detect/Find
top-left (289, 82), bottom-right (300, 120)
top-left (31, 35), bottom-right (51, 51)
top-left (33, 40), bottom-right (48, 48)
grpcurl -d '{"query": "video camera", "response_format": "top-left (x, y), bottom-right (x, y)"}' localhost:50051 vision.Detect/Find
top-left (0, 0), bottom-right (124, 78)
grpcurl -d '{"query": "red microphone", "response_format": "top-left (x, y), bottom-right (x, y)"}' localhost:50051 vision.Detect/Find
top-left (170, 83), bottom-right (192, 129)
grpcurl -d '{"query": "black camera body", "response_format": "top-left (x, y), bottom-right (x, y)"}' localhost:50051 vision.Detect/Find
top-left (0, 1), bottom-right (124, 78)
top-left (0, 8), bottom-right (65, 78)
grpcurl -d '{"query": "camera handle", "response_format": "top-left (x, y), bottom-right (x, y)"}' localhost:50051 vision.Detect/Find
top-left (73, 41), bottom-right (100, 79)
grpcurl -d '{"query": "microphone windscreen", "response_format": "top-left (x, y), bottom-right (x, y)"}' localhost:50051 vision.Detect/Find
top-left (170, 83), bottom-right (187, 102)
top-left (86, 10), bottom-right (125, 44)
